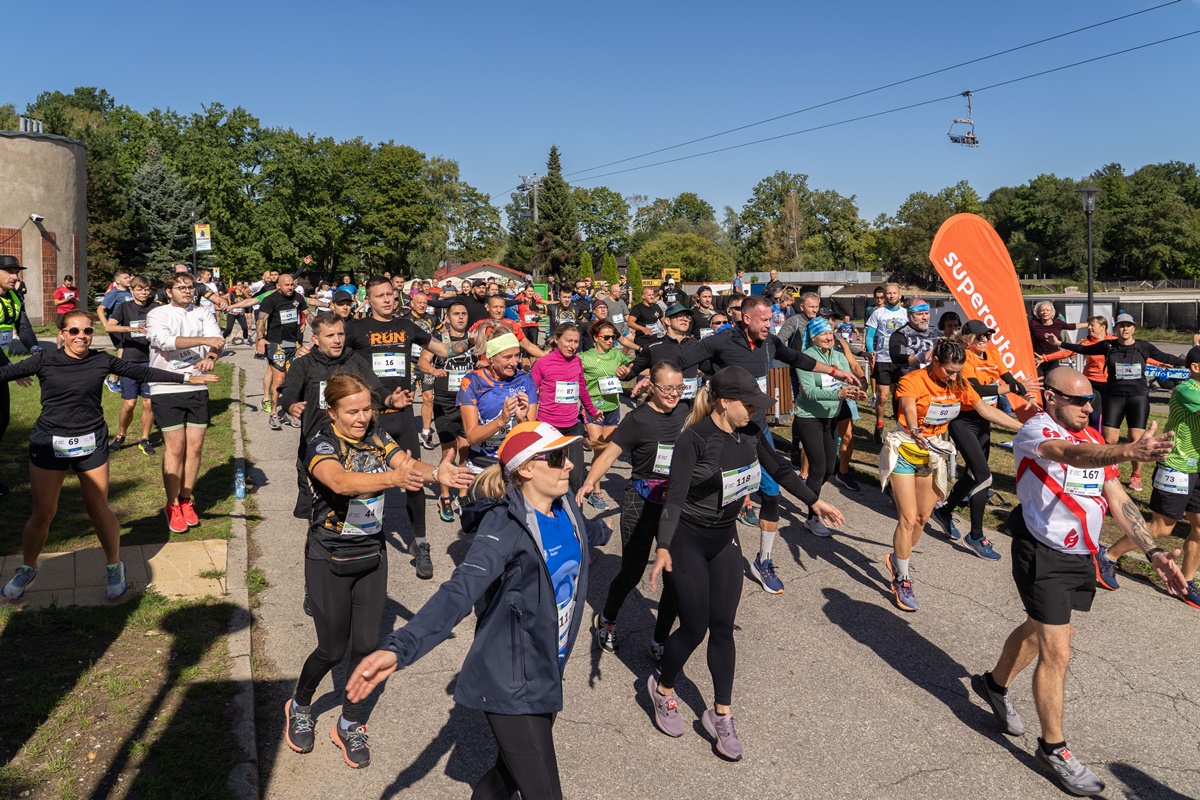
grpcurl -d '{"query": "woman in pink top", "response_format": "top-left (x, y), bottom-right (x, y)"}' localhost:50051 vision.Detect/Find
top-left (531, 322), bottom-right (602, 493)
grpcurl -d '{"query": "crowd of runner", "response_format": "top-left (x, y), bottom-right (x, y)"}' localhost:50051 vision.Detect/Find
top-left (0, 255), bottom-right (1196, 798)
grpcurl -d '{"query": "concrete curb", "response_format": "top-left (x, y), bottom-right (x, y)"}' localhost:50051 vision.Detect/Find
top-left (225, 364), bottom-right (259, 800)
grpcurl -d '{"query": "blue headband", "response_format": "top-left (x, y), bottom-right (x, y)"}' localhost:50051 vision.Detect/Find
top-left (908, 303), bottom-right (930, 314)
top-left (807, 317), bottom-right (833, 338)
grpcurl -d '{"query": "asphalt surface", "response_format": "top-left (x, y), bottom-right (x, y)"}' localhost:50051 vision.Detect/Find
top-left (229, 345), bottom-right (1200, 800)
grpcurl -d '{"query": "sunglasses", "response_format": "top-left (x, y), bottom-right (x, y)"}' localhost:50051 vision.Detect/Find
top-left (1047, 387), bottom-right (1094, 407)
top-left (65, 326), bottom-right (95, 336)
top-left (531, 450), bottom-right (567, 469)
top-left (596, 334), bottom-right (615, 341)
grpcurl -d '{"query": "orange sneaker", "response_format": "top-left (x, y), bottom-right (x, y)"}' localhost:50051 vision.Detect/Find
top-left (180, 497), bottom-right (200, 527)
top-left (165, 503), bottom-right (188, 533)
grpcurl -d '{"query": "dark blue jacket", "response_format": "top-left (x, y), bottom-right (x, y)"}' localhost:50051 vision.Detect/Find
top-left (380, 486), bottom-right (610, 715)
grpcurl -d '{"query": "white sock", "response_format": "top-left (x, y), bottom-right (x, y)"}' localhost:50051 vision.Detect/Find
top-left (759, 529), bottom-right (777, 562)
top-left (895, 556), bottom-right (910, 580)
top-left (338, 715), bottom-right (357, 731)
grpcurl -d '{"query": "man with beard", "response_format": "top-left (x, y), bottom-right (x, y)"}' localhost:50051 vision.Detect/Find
top-left (971, 367), bottom-right (1185, 796)
top-left (428, 279), bottom-right (518, 326)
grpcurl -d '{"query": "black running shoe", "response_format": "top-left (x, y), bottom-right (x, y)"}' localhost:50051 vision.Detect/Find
top-left (285, 699), bottom-right (315, 754)
top-left (138, 438), bottom-right (156, 456)
top-left (438, 497), bottom-right (454, 522)
top-left (873, 428), bottom-right (884, 445)
top-left (331, 723), bottom-right (370, 769)
top-left (413, 541), bottom-right (433, 580)
top-left (111, 434), bottom-right (127, 450)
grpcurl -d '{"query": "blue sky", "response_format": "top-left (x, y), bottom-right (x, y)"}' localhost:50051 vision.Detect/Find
top-left (5, 0), bottom-right (1198, 221)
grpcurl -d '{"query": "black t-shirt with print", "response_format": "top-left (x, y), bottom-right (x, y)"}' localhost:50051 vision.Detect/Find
top-left (629, 302), bottom-right (664, 344)
top-left (306, 424), bottom-right (399, 551)
top-left (111, 299), bottom-right (161, 362)
top-left (259, 291), bottom-right (307, 345)
top-left (345, 315), bottom-right (432, 394)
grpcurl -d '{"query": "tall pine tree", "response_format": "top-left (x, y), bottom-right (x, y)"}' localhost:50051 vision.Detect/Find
top-left (601, 252), bottom-right (619, 285)
top-left (531, 146), bottom-right (578, 277)
top-left (129, 140), bottom-right (196, 270)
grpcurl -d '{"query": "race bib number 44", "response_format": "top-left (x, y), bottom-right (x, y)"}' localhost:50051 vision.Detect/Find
top-left (721, 463), bottom-right (761, 506)
top-left (342, 492), bottom-right (384, 536)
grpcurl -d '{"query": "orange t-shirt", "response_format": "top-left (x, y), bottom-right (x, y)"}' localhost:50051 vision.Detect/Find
top-left (896, 367), bottom-right (981, 437)
top-left (961, 349), bottom-right (1003, 411)
top-left (1081, 334), bottom-right (1115, 383)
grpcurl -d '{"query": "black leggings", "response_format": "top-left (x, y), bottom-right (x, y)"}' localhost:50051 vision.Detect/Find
top-left (793, 416), bottom-right (837, 508)
top-left (472, 712), bottom-right (561, 800)
top-left (379, 410), bottom-right (427, 541)
top-left (222, 313), bottom-right (249, 338)
top-left (602, 486), bottom-right (678, 642)
top-left (295, 547), bottom-right (388, 720)
top-left (946, 411), bottom-right (992, 539)
top-left (552, 420), bottom-right (586, 495)
top-left (658, 518), bottom-right (743, 707)
top-left (0, 379), bottom-right (9, 451)
top-left (1088, 381), bottom-right (1106, 431)
top-left (1102, 392), bottom-right (1150, 433)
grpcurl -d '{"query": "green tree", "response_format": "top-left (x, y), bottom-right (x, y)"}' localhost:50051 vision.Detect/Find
top-left (504, 187), bottom-right (535, 270)
top-left (129, 141), bottom-right (196, 270)
top-left (531, 146), bottom-right (578, 276)
top-left (576, 251), bottom-right (593, 286)
top-left (635, 232), bottom-right (736, 283)
top-left (670, 192), bottom-right (716, 225)
top-left (734, 171), bottom-right (813, 272)
top-left (627, 254), bottom-right (643, 299)
top-left (574, 185), bottom-right (630, 263)
top-left (601, 252), bottom-right (619, 286)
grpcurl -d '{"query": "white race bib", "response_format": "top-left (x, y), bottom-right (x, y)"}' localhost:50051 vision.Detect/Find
top-left (52, 432), bottom-right (97, 458)
top-left (0, 330), bottom-right (11, 348)
top-left (557, 595), bottom-right (575, 659)
top-left (597, 375), bottom-right (622, 395)
top-left (653, 443), bottom-right (674, 476)
top-left (129, 325), bottom-right (148, 339)
top-left (446, 369), bottom-right (466, 390)
top-left (1064, 466), bottom-right (1104, 497)
top-left (372, 352), bottom-right (406, 378)
top-left (554, 381), bottom-right (578, 404)
top-left (411, 342), bottom-right (423, 359)
top-left (525, 313), bottom-right (538, 324)
top-left (820, 373), bottom-right (842, 390)
top-left (279, 308), bottom-right (298, 325)
top-left (1115, 362), bottom-right (1143, 380)
top-left (923, 401), bottom-right (961, 426)
top-left (611, 314), bottom-right (624, 326)
top-left (756, 377), bottom-right (768, 393)
top-left (700, 328), bottom-right (714, 339)
top-left (342, 492), bottom-right (384, 536)
top-left (1153, 465), bottom-right (1190, 495)
top-left (171, 349), bottom-right (202, 370)
top-left (487, 415), bottom-right (514, 444)
top-left (319, 380), bottom-right (328, 409)
top-left (682, 376), bottom-right (700, 400)
top-left (721, 463), bottom-right (761, 506)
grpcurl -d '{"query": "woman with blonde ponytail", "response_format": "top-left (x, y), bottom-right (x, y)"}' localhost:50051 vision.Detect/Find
top-left (347, 422), bottom-right (611, 800)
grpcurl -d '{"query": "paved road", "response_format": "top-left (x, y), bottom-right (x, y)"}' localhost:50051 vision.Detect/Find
top-left (230, 347), bottom-right (1200, 800)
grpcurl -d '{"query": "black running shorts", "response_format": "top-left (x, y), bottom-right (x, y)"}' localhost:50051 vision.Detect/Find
top-left (872, 360), bottom-right (899, 387)
top-left (266, 343), bottom-right (296, 373)
top-left (152, 390), bottom-right (210, 431)
top-left (1148, 464), bottom-right (1200, 520)
top-left (29, 424), bottom-right (110, 473)
top-left (433, 401), bottom-right (465, 444)
top-left (1010, 521), bottom-right (1095, 626)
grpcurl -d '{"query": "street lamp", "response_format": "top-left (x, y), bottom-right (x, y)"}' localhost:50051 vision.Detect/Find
top-left (186, 207), bottom-right (199, 273)
top-left (1077, 187), bottom-right (1099, 318)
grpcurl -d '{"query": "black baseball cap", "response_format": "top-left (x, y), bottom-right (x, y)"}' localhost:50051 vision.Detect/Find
top-left (332, 288), bottom-right (355, 302)
top-left (709, 366), bottom-right (775, 409)
top-left (961, 319), bottom-right (994, 337)
top-left (472, 279), bottom-right (488, 288)
top-left (0, 255), bottom-right (24, 271)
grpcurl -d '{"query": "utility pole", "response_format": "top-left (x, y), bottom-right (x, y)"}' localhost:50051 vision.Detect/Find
top-left (187, 207), bottom-right (198, 272)
top-left (519, 174), bottom-right (541, 225)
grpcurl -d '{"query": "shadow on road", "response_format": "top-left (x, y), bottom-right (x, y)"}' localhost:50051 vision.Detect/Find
top-left (1109, 762), bottom-right (1197, 800)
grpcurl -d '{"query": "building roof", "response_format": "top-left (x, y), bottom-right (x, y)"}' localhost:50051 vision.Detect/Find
top-left (434, 261), bottom-right (530, 282)
top-left (0, 130), bottom-right (88, 149)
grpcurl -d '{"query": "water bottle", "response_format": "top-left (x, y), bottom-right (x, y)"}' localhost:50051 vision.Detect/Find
top-left (234, 468), bottom-right (246, 500)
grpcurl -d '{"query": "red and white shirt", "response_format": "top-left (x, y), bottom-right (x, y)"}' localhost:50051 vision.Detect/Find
top-left (1013, 412), bottom-right (1118, 555)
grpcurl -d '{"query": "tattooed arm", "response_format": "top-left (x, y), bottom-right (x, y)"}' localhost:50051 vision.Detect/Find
top-left (1036, 420), bottom-right (1174, 469)
top-left (1104, 479), bottom-right (1188, 594)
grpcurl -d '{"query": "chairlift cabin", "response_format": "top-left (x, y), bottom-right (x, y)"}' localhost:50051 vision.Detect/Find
top-left (947, 91), bottom-right (978, 147)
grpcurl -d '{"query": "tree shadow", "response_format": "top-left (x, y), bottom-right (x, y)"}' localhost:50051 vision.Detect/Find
top-left (818, 587), bottom-right (1037, 769)
top-left (1108, 762), bottom-right (1198, 800)
top-left (378, 676), bottom-right (495, 798)
top-left (98, 601), bottom-right (244, 799)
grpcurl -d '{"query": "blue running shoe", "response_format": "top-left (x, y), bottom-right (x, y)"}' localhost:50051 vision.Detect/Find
top-left (106, 561), bottom-right (128, 600)
top-left (749, 556), bottom-right (784, 594)
top-left (2, 565), bottom-right (37, 601)
top-left (963, 534), bottom-right (1001, 561)
top-left (933, 505), bottom-right (961, 540)
top-left (832, 471), bottom-right (861, 492)
top-left (105, 377), bottom-right (121, 394)
top-left (1094, 546), bottom-right (1120, 591)
top-left (892, 577), bottom-right (919, 612)
top-left (587, 492), bottom-right (611, 512)
top-left (1179, 580), bottom-right (1200, 609)
top-left (737, 504), bottom-right (759, 527)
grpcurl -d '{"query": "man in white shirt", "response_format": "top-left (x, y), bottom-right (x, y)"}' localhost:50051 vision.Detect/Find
top-left (146, 271), bottom-right (225, 534)
top-left (970, 367), bottom-right (1185, 796)
top-left (864, 283), bottom-right (909, 442)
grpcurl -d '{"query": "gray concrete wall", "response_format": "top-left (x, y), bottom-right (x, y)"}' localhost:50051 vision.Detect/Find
top-left (0, 131), bottom-right (88, 326)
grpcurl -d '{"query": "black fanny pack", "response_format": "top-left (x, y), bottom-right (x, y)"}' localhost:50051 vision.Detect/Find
top-left (309, 535), bottom-right (383, 577)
